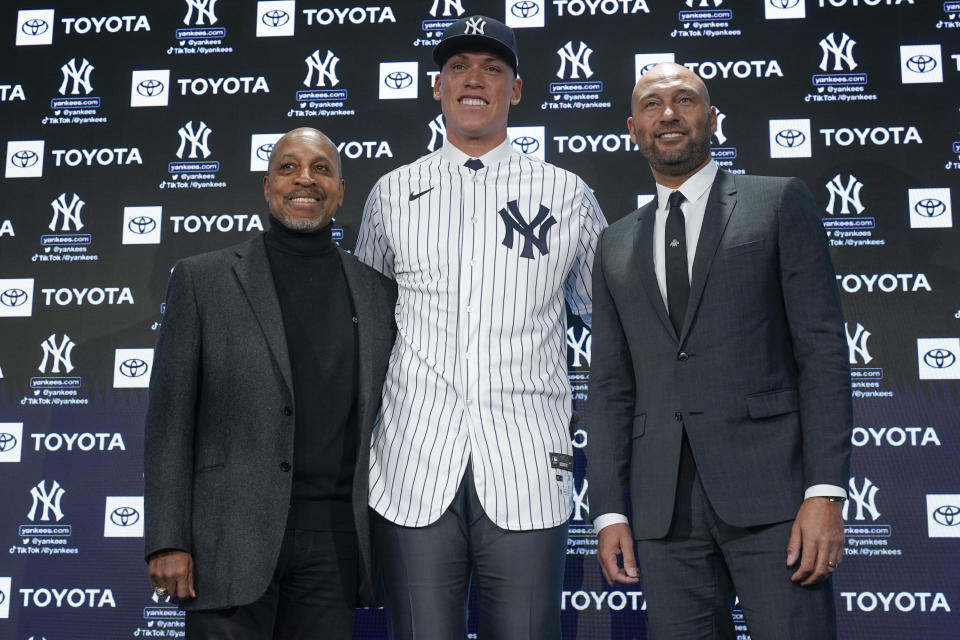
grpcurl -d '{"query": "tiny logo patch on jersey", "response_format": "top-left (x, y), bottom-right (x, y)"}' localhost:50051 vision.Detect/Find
top-left (550, 452), bottom-right (574, 471)
top-left (408, 188), bottom-right (434, 202)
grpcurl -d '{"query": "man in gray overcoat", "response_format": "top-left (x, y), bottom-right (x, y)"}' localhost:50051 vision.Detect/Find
top-left (144, 127), bottom-right (396, 639)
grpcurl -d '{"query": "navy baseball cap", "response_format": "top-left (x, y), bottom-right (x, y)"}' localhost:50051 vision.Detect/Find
top-left (433, 15), bottom-right (519, 74)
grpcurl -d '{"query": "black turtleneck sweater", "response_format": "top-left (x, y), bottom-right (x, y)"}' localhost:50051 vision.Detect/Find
top-left (263, 217), bottom-right (357, 532)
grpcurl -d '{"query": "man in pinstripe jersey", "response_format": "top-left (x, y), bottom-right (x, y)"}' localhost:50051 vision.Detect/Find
top-left (355, 15), bottom-right (606, 640)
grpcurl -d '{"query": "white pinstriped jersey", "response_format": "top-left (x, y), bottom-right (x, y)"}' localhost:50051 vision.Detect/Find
top-left (355, 138), bottom-right (606, 530)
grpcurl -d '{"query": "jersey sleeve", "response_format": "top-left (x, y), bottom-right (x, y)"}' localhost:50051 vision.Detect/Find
top-left (355, 175), bottom-right (396, 278)
top-left (564, 179), bottom-right (607, 327)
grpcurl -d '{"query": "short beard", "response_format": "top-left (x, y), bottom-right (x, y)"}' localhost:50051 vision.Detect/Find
top-left (638, 126), bottom-right (712, 178)
top-left (275, 214), bottom-right (329, 232)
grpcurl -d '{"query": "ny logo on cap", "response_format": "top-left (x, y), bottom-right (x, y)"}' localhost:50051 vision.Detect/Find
top-left (464, 16), bottom-right (486, 35)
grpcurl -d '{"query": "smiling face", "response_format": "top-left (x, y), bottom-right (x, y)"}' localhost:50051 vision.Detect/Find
top-left (627, 63), bottom-right (717, 187)
top-left (434, 50), bottom-right (522, 156)
top-left (263, 128), bottom-right (344, 232)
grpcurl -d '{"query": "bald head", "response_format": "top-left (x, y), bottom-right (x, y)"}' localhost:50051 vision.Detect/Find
top-left (269, 127), bottom-right (342, 177)
top-left (263, 127), bottom-right (345, 232)
top-left (627, 62), bottom-right (717, 187)
top-left (632, 63), bottom-right (710, 111)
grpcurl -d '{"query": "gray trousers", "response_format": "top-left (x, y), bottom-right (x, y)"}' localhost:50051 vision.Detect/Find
top-left (636, 434), bottom-right (837, 640)
top-left (372, 463), bottom-right (569, 640)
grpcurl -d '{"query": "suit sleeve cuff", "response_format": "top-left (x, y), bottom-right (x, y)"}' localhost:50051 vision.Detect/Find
top-left (804, 484), bottom-right (847, 500)
top-left (592, 513), bottom-right (629, 532)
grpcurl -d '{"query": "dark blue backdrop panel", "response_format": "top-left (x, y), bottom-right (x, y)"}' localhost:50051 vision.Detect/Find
top-left (1, 1), bottom-right (958, 639)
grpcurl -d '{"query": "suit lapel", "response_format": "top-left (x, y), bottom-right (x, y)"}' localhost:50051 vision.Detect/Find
top-left (633, 202), bottom-right (675, 340)
top-left (232, 236), bottom-right (293, 394)
top-left (682, 170), bottom-right (738, 342)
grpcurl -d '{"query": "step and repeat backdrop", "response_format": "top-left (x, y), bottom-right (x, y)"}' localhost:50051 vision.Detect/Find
top-left (1, 0), bottom-right (958, 638)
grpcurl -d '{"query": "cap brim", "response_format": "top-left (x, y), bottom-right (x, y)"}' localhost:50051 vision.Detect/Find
top-left (433, 35), bottom-right (518, 73)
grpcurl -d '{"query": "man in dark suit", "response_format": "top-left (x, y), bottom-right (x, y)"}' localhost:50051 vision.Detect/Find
top-left (144, 127), bottom-right (396, 639)
top-left (587, 63), bottom-right (852, 638)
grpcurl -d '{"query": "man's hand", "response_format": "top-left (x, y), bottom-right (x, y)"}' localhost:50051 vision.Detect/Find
top-left (148, 550), bottom-right (196, 599)
top-left (597, 523), bottom-right (640, 585)
top-left (786, 497), bottom-right (844, 586)
top-left (569, 409), bottom-right (581, 439)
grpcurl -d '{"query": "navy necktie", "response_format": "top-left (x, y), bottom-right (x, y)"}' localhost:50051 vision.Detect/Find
top-left (665, 190), bottom-right (689, 337)
top-left (464, 158), bottom-right (484, 171)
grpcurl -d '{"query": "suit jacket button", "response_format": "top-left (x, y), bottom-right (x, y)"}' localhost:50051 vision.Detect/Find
top-left (677, 352), bottom-right (689, 361)
top-left (279, 461), bottom-right (291, 472)
top-left (282, 406), bottom-right (293, 416)
top-left (352, 316), bottom-right (359, 324)
top-left (674, 411), bottom-right (683, 423)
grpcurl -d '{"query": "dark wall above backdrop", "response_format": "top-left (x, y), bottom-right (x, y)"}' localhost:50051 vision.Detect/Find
top-left (1, 1), bottom-right (958, 639)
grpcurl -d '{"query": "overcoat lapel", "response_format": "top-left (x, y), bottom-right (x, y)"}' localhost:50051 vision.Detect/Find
top-left (232, 236), bottom-right (294, 395)
top-left (337, 250), bottom-right (372, 424)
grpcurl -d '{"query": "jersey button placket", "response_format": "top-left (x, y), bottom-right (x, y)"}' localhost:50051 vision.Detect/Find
top-left (458, 171), bottom-right (475, 408)
top-left (465, 178), bottom-right (485, 414)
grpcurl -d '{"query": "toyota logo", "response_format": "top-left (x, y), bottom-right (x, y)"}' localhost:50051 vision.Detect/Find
top-left (933, 505), bottom-right (960, 527)
top-left (11, 149), bottom-right (39, 168)
top-left (511, 1), bottom-right (540, 18)
top-left (914, 198), bottom-right (945, 218)
top-left (924, 348), bottom-right (956, 369)
top-left (1, 288), bottom-right (29, 307)
top-left (257, 143), bottom-right (275, 162)
top-left (384, 71), bottom-right (413, 90)
top-left (21, 18), bottom-right (49, 36)
top-left (136, 79), bottom-right (165, 97)
top-left (0, 432), bottom-right (17, 452)
top-left (262, 9), bottom-right (290, 27)
top-left (128, 216), bottom-right (156, 235)
top-left (511, 136), bottom-right (540, 154)
top-left (110, 506), bottom-right (141, 527)
top-left (640, 62), bottom-right (659, 76)
top-left (120, 358), bottom-right (149, 378)
top-left (906, 54), bottom-right (937, 74)
top-left (769, 0), bottom-right (800, 8)
top-left (775, 129), bottom-right (805, 148)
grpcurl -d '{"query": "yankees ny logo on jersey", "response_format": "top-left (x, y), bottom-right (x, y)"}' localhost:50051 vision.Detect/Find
top-left (499, 200), bottom-right (556, 259)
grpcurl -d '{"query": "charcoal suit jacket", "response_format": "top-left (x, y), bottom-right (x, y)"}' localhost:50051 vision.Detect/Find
top-left (587, 170), bottom-right (851, 539)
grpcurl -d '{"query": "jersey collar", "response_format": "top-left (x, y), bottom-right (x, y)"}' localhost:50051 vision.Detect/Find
top-left (441, 137), bottom-right (513, 167)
